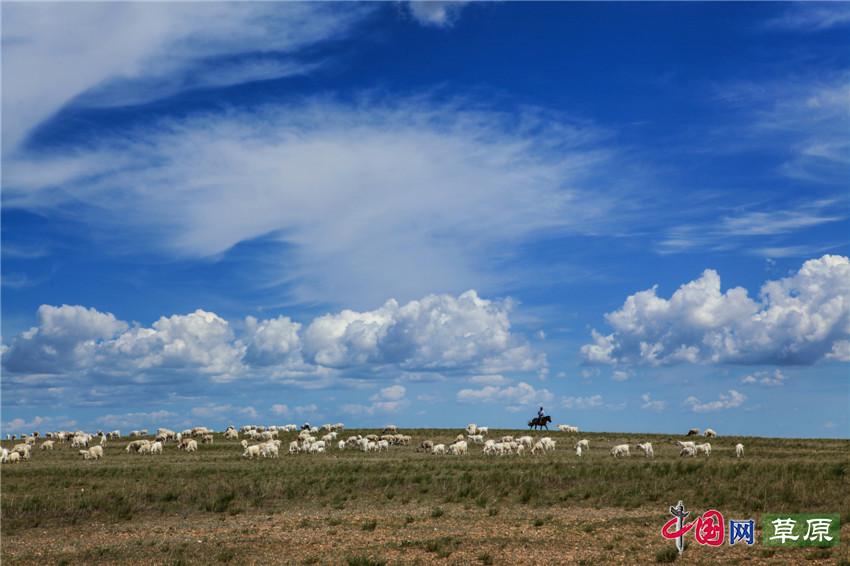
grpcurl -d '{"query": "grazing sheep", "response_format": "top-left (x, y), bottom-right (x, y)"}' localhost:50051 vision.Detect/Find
top-left (224, 428), bottom-right (239, 440)
top-left (0, 448), bottom-right (8, 462)
top-left (150, 441), bottom-right (163, 455)
top-left (7, 451), bottom-right (22, 463)
top-left (695, 443), bottom-right (711, 457)
top-left (680, 446), bottom-right (696, 457)
top-left (449, 441), bottom-right (468, 456)
top-left (338, 440), bottom-right (346, 451)
top-left (86, 445), bottom-right (104, 460)
top-left (610, 444), bottom-right (630, 457)
top-left (243, 445), bottom-right (261, 459)
top-left (138, 443), bottom-right (152, 455)
top-left (636, 442), bottom-right (654, 457)
top-left (677, 440), bottom-right (696, 450)
top-left (466, 424), bottom-right (478, 436)
top-left (382, 425), bottom-right (398, 434)
top-left (477, 426), bottom-right (489, 436)
top-left (126, 440), bottom-right (150, 452)
top-left (575, 439), bottom-right (589, 451)
top-left (202, 434), bottom-right (214, 444)
top-left (687, 428), bottom-right (700, 436)
top-left (735, 443), bottom-right (744, 458)
top-left (416, 440), bottom-right (434, 453)
top-left (703, 429), bottom-right (716, 438)
top-left (178, 439), bottom-right (198, 452)
top-left (41, 440), bottom-right (55, 451)
top-left (575, 445), bottom-right (582, 457)
top-left (431, 444), bottom-right (446, 455)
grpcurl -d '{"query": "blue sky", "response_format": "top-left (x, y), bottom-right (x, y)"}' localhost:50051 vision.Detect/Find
top-left (2, 1), bottom-right (848, 438)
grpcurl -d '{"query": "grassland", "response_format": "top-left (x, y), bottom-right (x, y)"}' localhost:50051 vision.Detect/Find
top-left (1, 429), bottom-right (848, 565)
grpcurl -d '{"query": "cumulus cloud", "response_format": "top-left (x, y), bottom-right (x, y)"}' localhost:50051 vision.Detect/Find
top-left (2, 290), bottom-right (546, 417)
top-left (581, 255), bottom-right (850, 367)
top-left (1, 305), bottom-right (128, 375)
top-left (456, 381), bottom-right (553, 413)
top-left (683, 390), bottom-right (747, 413)
top-left (303, 290), bottom-right (545, 373)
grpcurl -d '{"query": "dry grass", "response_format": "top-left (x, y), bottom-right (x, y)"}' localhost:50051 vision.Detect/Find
top-left (2, 429), bottom-right (848, 565)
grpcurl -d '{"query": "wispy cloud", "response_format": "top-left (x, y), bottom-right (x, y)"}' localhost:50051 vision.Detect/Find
top-left (5, 97), bottom-right (623, 309)
top-left (761, 4), bottom-right (850, 33)
top-left (2, 2), bottom-right (375, 152)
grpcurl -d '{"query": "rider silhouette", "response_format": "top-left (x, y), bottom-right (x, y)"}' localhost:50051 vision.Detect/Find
top-left (538, 406), bottom-right (545, 419)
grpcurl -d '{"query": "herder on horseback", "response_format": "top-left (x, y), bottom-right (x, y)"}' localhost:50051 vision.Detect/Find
top-left (528, 406), bottom-right (552, 430)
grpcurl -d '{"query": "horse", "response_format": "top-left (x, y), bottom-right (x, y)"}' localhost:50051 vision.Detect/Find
top-left (528, 415), bottom-right (552, 430)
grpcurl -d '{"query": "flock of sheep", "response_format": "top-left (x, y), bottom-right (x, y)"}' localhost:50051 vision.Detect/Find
top-left (0, 422), bottom-right (745, 464)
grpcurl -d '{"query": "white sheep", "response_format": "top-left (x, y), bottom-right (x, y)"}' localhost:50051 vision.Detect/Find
top-left (695, 443), bottom-right (711, 457)
top-left (575, 445), bottom-right (582, 457)
top-left (383, 425), bottom-right (398, 434)
top-left (41, 440), bottom-right (55, 451)
top-left (449, 440), bottom-right (468, 456)
top-left (468, 434), bottom-right (484, 444)
top-left (243, 445), bottom-right (261, 459)
top-left (150, 441), bottom-right (163, 454)
top-left (416, 440), bottom-right (434, 453)
top-left (338, 440), bottom-right (346, 451)
top-left (7, 451), bottom-right (21, 464)
top-left (0, 448), bottom-right (8, 462)
top-left (677, 440), bottom-right (696, 450)
top-left (687, 428), bottom-right (700, 436)
top-left (610, 444), bottom-right (630, 457)
top-left (477, 426), bottom-right (489, 436)
top-left (431, 444), bottom-right (446, 455)
top-left (83, 445), bottom-right (104, 460)
top-left (575, 439), bottom-right (589, 451)
top-left (703, 428), bottom-right (717, 437)
top-left (179, 439), bottom-right (198, 452)
top-left (680, 445), bottom-right (696, 457)
top-left (466, 424), bottom-right (478, 436)
top-left (636, 442), bottom-right (654, 457)
top-left (735, 443), bottom-right (744, 458)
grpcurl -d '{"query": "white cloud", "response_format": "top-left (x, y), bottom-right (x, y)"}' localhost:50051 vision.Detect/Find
top-left (4, 97), bottom-right (620, 310)
top-left (2, 2), bottom-right (374, 152)
top-left (1, 305), bottom-right (128, 375)
top-left (467, 374), bottom-right (510, 386)
top-left (103, 310), bottom-right (245, 381)
top-left (457, 381), bottom-right (553, 413)
top-left (303, 290), bottom-right (545, 373)
top-left (371, 385), bottom-right (406, 401)
top-left (243, 315), bottom-right (302, 367)
top-left (640, 393), bottom-right (666, 411)
top-left (742, 369), bottom-right (790, 386)
top-left (762, 4), bottom-right (850, 32)
top-left (94, 410), bottom-right (177, 430)
top-left (581, 255), bottom-right (850, 367)
top-left (683, 390), bottom-right (747, 413)
top-left (560, 395), bottom-right (603, 410)
top-left (405, 1), bottom-right (471, 28)
top-left (4, 290), bottom-right (546, 394)
top-left (341, 386), bottom-right (410, 417)
top-left (270, 404), bottom-right (292, 417)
